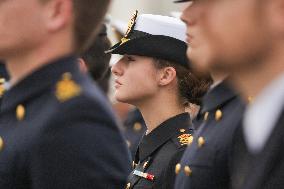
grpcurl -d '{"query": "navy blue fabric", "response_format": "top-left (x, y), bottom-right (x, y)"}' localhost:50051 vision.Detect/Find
top-left (0, 56), bottom-right (131, 189)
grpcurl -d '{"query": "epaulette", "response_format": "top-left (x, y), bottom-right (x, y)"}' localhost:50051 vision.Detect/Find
top-left (55, 72), bottom-right (81, 102)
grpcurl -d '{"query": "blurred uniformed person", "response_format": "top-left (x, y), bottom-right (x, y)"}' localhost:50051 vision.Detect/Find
top-left (173, 1), bottom-right (245, 189)
top-left (174, 78), bottom-right (244, 189)
top-left (176, 0), bottom-right (284, 189)
top-left (0, 0), bottom-right (131, 188)
top-left (108, 11), bottom-right (209, 189)
top-left (0, 61), bottom-right (9, 109)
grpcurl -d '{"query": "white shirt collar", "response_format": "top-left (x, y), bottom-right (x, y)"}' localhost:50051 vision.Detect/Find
top-left (243, 73), bottom-right (284, 154)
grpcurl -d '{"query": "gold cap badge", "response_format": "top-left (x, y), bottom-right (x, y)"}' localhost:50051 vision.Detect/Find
top-left (55, 72), bottom-right (81, 102)
top-left (120, 10), bottom-right (138, 45)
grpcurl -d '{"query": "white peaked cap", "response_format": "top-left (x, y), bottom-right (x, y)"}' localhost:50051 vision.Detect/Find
top-left (134, 14), bottom-right (186, 42)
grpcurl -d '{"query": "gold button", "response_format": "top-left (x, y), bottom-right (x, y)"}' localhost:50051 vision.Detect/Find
top-left (180, 129), bottom-right (185, 133)
top-left (248, 96), bottom-right (254, 104)
top-left (0, 137), bottom-right (4, 151)
top-left (0, 78), bottom-right (5, 97)
top-left (0, 84), bottom-right (5, 97)
top-left (125, 182), bottom-right (131, 189)
top-left (0, 78), bottom-right (5, 84)
top-left (198, 137), bottom-right (205, 148)
top-left (175, 163), bottom-right (181, 174)
top-left (188, 136), bottom-right (194, 145)
top-left (133, 122), bottom-right (142, 132)
top-left (204, 112), bottom-right (209, 121)
top-left (215, 109), bottom-right (222, 121)
top-left (16, 104), bottom-right (25, 121)
top-left (184, 166), bottom-right (192, 176)
top-left (143, 161), bottom-right (148, 169)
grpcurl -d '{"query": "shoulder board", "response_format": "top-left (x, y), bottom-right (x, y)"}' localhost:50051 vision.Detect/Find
top-left (55, 72), bottom-right (81, 103)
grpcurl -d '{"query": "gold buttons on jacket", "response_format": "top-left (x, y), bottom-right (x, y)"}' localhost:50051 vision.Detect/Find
top-left (143, 161), bottom-right (148, 169)
top-left (215, 109), bottom-right (222, 121)
top-left (204, 112), bottom-right (209, 121)
top-left (175, 163), bottom-right (181, 174)
top-left (198, 137), bottom-right (205, 148)
top-left (133, 122), bottom-right (142, 132)
top-left (126, 182), bottom-right (131, 189)
top-left (0, 78), bottom-right (5, 97)
top-left (188, 135), bottom-right (194, 145)
top-left (184, 166), bottom-right (192, 176)
top-left (16, 104), bottom-right (25, 121)
top-left (0, 137), bottom-right (4, 151)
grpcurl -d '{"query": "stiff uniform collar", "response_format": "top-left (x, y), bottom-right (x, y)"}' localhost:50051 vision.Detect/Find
top-left (200, 80), bottom-right (237, 114)
top-left (1, 56), bottom-right (78, 112)
top-left (243, 73), bottom-right (284, 154)
top-left (138, 113), bottom-right (191, 162)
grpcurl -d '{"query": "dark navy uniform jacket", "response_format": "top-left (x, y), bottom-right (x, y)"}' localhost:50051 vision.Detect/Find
top-left (123, 108), bottom-right (147, 160)
top-left (0, 62), bottom-right (9, 106)
top-left (126, 113), bottom-right (193, 189)
top-left (0, 56), bottom-right (131, 189)
top-left (231, 109), bottom-right (284, 189)
top-left (174, 81), bottom-right (244, 189)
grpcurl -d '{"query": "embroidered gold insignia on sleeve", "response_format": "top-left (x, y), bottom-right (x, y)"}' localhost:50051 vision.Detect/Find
top-left (178, 133), bottom-right (193, 146)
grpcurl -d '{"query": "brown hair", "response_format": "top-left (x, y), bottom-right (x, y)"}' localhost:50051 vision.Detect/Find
top-left (153, 59), bottom-right (212, 105)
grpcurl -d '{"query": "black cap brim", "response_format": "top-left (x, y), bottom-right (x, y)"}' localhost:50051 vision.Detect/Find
top-left (107, 35), bottom-right (189, 68)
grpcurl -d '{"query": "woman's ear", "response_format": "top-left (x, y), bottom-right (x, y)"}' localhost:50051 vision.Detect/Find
top-left (158, 67), bottom-right (177, 86)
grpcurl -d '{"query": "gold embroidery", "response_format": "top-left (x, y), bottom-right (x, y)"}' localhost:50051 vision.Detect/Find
top-left (55, 73), bottom-right (81, 102)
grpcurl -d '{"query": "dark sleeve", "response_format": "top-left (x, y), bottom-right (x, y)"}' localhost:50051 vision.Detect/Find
top-left (29, 98), bottom-right (132, 189)
top-left (161, 149), bottom-right (185, 189)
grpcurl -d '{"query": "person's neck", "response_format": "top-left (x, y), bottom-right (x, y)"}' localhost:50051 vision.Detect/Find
top-left (135, 93), bottom-right (184, 134)
top-left (210, 70), bottom-right (228, 87)
top-left (231, 49), bottom-right (284, 100)
top-left (6, 34), bottom-right (74, 86)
